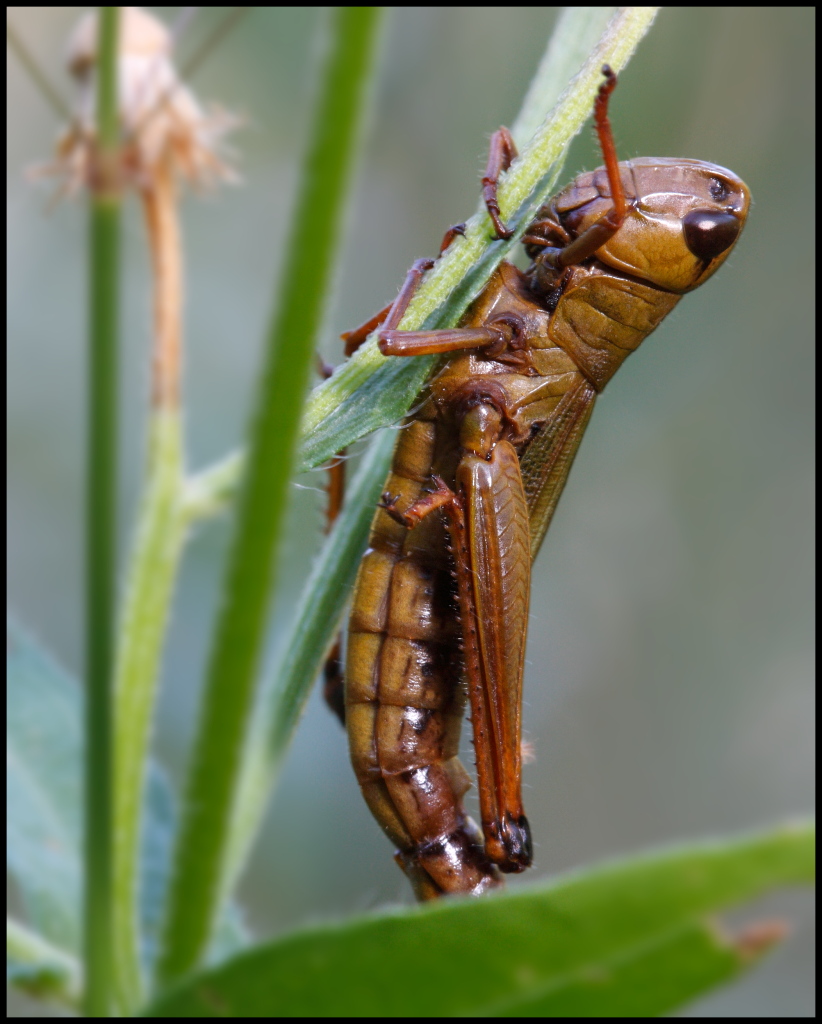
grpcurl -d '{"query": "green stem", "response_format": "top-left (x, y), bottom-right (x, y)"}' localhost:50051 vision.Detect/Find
top-left (112, 142), bottom-right (188, 1011)
top-left (112, 410), bottom-right (185, 1013)
top-left (181, 450), bottom-right (244, 524)
top-left (84, 7), bottom-right (120, 1018)
top-left (157, 7), bottom-right (386, 987)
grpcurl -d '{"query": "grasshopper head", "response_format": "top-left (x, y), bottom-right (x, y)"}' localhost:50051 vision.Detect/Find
top-left (555, 158), bottom-right (751, 294)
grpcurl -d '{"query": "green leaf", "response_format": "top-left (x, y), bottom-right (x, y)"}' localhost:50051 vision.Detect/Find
top-left (137, 763), bottom-right (181, 976)
top-left (6, 621), bottom-right (247, 1000)
top-left (143, 821), bottom-right (814, 1018)
top-left (225, 428), bottom-right (398, 885)
top-left (6, 916), bottom-right (81, 1009)
top-left (7, 620), bottom-right (82, 953)
top-left (488, 920), bottom-right (749, 1017)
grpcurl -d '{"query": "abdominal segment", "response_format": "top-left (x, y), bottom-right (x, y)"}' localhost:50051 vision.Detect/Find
top-left (345, 418), bottom-right (501, 897)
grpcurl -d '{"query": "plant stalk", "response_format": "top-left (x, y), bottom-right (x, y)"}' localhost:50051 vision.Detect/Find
top-left (84, 7), bottom-right (120, 1017)
top-left (156, 7), bottom-right (385, 987)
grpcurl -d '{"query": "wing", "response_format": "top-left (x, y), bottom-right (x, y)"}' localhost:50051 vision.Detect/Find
top-left (519, 378), bottom-right (598, 559)
top-left (455, 439), bottom-right (532, 872)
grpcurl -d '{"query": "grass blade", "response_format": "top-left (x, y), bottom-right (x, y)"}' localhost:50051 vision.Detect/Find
top-left (296, 7), bottom-right (659, 472)
top-left (156, 7), bottom-right (386, 988)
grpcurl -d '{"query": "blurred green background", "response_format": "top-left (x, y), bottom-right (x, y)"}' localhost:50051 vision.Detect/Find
top-left (8, 7), bottom-right (814, 1017)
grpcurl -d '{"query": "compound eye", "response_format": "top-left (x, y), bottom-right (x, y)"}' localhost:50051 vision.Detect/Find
top-left (682, 209), bottom-right (741, 261)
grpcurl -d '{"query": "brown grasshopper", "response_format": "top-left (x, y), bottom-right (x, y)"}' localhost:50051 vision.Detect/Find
top-left (335, 68), bottom-right (750, 900)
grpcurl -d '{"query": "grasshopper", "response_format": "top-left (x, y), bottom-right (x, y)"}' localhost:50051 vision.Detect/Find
top-left (337, 68), bottom-right (750, 900)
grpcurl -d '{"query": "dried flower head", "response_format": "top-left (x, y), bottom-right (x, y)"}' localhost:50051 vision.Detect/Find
top-left (44, 6), bottom-right (237, 195)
